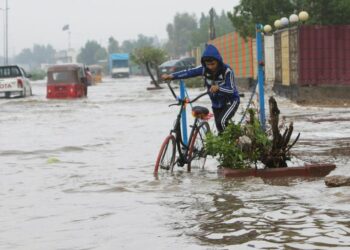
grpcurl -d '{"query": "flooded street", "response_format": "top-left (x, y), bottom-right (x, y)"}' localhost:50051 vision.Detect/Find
top-left (1, 77), bottom-right (349, 250)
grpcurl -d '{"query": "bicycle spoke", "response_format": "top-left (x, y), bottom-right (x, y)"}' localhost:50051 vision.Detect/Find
top-left (188, 122), bottom-right (210, 171)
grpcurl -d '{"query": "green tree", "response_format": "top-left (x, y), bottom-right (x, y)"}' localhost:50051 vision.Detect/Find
top-left (77, 40), bottom-right (107, 65)
top-left (165, 13), bottom-right (198, 56)
top-left (191, 10), bottom-right (234, 47)
top-left (120, 40), bottom-right (134, 54)
top-left (134, 34), bottom-right (157, 48)
top-left (32, 45), bottom-right (47, 65)
top-left (228, 0), bottom-right (294, 38)
top-left (292, 0), bottom-right (350, 25)
top-left (15, 44), bottom-right (56, 68)
top-left (45, 45), bottom-right (56, 64)
top-left (95, 47), bottom-right (108, 63)
top-left (120, 34), bottom-right (158, 53)
top-left (108, 36), bottom-right (120, 54)
top-left (32, 44), bottom-right (56, 64)
top-left (131, 46), bottom-right (167, 88)
top-left (216, 10), bottom-right (235, 37)
top-left (191, 13), bottom-right (210, 47)
top-left (229, 0), bottom-right (350, 38)
top-left (15, 48), bottom-right (33, 65)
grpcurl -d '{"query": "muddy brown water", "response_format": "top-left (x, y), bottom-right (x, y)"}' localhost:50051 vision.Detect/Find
top-left (1, 77), bottom-right (349, 249)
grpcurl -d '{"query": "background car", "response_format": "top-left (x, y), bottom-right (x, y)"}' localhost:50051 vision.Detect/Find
top-left (0, 65), bottom-right (32, 98)
top-left (179, 57), bottom-right (196, 68)
top-left (159, 58), bottom-right (195, 75)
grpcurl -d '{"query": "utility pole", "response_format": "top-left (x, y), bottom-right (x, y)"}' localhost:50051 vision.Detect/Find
top-left (1, 8), bottom-right (3, 64)
top-left (209, 8), bottom-right (216, 40)
top-left (68, 30), bottom-right (71, 50)
top-left (4, 0), bottom-right (9, 65)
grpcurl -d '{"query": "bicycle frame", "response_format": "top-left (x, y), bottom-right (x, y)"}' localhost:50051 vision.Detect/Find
top-left (166, 82), bottom-right (207, 167)
top-left (169, 101), bottom-right (200, 167)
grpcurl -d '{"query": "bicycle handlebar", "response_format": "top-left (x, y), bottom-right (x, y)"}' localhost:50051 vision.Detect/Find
top-left (168, 91), bottom-right (208, 107)
top-left (165, 81), bottom-right (208, 107)
top-left (189, 91), bottom-right (208, 103)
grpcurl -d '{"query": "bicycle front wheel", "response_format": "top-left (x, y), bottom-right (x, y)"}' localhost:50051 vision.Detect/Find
top-left (154, 134), bottom-right (176, 174)
top-left (187, 122), bottom-right (211, 172)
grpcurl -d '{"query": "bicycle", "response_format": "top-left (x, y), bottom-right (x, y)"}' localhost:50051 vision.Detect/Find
top-left (154, 82), bottom-right (211, 174)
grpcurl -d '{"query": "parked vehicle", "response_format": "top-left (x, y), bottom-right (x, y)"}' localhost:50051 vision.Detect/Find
top-left (159, 59), bottom-right (194, 75)
top-left (0, 65), bottom-right (32, 98)
top-left (46, 64), bottom-right (88, 99)
top-left (180, 57), bottom-right (196, 68)
top-left (88, 65), bottom-right (103, 85)
top-left (109, 53), bottom-right (130, 78)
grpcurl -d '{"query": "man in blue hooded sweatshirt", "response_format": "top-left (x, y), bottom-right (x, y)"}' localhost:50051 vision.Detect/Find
top-left (162, 44), bottom-right (240, 134)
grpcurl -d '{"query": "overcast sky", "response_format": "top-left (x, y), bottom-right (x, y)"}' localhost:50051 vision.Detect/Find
top-left (1, 0), bottom-right (240, 56)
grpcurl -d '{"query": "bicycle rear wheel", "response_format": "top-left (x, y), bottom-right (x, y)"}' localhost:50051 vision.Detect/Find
top-left (154, 134), bottom-right (176, 174)
top-left (187, 122), bottom-right (211, 172)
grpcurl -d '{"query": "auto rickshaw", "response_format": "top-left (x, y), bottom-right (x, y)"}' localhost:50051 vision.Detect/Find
top-left (88, 65), bottom-right (103, 85)
top-left (46, 64), bottom-right (88, 99)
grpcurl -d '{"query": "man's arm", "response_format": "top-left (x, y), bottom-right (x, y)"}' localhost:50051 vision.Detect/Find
top-left (218, 70), bottom-right (236, 95)
top-left (162, 66), bottom-right (203, 81)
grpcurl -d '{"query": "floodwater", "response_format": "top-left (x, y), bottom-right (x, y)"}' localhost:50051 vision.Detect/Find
top-left (0, 77), bottom-right (349, 250)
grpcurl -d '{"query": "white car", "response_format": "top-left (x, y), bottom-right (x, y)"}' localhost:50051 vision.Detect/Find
top-left (0, 65), bottom-right (32, 98)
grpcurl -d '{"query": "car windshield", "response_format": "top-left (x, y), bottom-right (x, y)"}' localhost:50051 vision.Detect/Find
top-left (180, 57), bottom-right (195, 66)
top-left (0, 66), bottom-right (22, 78)
top-left (47, 71), bottom-right (78, 84)
top-left (160, 60), bottom-right (179, 67)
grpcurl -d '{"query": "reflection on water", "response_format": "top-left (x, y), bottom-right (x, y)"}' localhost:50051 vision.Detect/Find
top-left (157, 177), bottom-right (350, 249)
top-left (0, 77), bottom-right (349, 249)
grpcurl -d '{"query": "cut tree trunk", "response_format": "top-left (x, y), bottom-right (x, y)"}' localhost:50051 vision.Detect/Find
top-left (261, 96), bottom-right (300, 168)
top-left (155, 65), bottom-right (161, 84)
top-left (146, 62), bottom-right (161, 89)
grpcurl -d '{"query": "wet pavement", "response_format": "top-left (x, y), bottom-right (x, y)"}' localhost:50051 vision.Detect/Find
top-left (0, 77), bottom-right (349, 249)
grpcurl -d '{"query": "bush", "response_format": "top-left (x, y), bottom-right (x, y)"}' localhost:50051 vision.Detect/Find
top-left (206, 123), bottom-right (247, 169)
top-left (29, 69), bottom-right (46, 81)
top-left (205, 109), bottom-right (271, 169)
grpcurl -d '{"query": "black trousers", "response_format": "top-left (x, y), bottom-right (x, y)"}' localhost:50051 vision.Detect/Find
top-left (212, 100), bottom-right (240, 133)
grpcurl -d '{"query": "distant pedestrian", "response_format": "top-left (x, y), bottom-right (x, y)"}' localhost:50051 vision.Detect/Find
top-left (84, 67), bottom-right (92, 96)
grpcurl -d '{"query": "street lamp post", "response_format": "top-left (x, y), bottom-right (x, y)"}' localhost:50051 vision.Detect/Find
top-left (255, 24), bottom-right (266, 130)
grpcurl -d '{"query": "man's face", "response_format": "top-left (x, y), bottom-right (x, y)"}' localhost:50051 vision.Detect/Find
top-left (205, 60), bottom-right (219, 73)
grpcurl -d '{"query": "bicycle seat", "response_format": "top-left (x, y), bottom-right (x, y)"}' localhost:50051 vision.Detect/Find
top-left (192, 106), bottom-right (209, 119)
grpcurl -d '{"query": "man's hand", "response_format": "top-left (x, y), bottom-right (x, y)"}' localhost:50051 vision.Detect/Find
top-left (161, 74), bottom-right (174, 81)
top-left (210, 85), bottom-right (219, 93)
